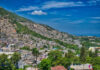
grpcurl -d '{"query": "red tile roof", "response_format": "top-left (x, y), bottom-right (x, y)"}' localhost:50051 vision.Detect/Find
top-left (96, 47), bottom-right (100, 49)
top-left (51, 66), bottom-right (67, 70)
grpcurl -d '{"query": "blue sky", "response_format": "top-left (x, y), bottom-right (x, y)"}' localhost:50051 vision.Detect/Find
top-left (0, 0), bottom-right (100, 36)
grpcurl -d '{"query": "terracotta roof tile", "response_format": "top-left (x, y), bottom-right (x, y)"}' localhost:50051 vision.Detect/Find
top-left (51, 66), bottom-right (67, 70)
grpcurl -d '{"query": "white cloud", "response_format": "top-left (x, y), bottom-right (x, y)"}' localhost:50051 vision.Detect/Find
top-left (51, 18), bottom-right (68, 21)
top-left (66, 14), bottom-right (71, 16)
top-left (87, 0), bottom-right (100, 6)
top-left (42, 1), bottom-right (85, 9)
top-left (69, 20), bottom-right (84, 24)
top-left (17, 0), bottom-right (100, 12)
top-left (17, 6), bottom-right (39, 11)
top-left (89, 20), bottom-right (100, 23)
top-left (91, 17), bottom-right (100, 19)
top-left (17, 1), bottom-right (85, 12)
top-left (31, 10), bottom-right (47, 15)
top-left (88, 0), bottom-right (97, 6)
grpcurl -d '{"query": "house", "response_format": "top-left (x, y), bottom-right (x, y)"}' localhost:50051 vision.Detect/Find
top-left (96, 47), bottom-right (100, 56)
top-left (1, 47), bottom-right (11, 52)
top-left (89, 47), bottom-right (96, 52)
top-left (18, 60), bottom-right (26, 69)
top-left (0, 51), bottom-right (14, 58)
top-left (70, 63), bottom-right (93, 70)
top-left (51, 66), bottom-right (67, 70)
top-left (89, 47), bottom-right (100, 56)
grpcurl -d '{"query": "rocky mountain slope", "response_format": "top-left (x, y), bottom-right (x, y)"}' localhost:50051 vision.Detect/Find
top-left (0, 7), bottom-right (100, 52)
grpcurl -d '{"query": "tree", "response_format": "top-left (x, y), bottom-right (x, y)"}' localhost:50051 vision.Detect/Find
top-left (93, 65), bottom-right (100, 70)
top-left (32, 48), bottom-right (39, 69)
top-left (20, 46), bottom-right (30, 51)
top-left (48, 50), bottom-right (62, 64)
top-left (80, 46), bottom-right (87, 63)
top-left (11, 52), bottom-right (21, 68)
top-left (53, 57), bottom-right (71, 68)
top-left (92, 57), bottom-right (100, 65)
top-left (86, 56), bottom-right (92, 64)
top-left (94, 49), bottom-right (98, 57)
top-left (73, 56), bottom-right (80, 64)
top-left (92, 57), bottom-right (100, 69)
top-left (48, 50), bottom-right (72, 68)
top-left (0, 54), bottom-right (16, 70)
top-left (65, 50), bottom-right (75, 60)
top-left (39, 59), bottom-right (51, 70)
top-left (89, 50), bottom-right (94, 57)
top-left (80, 46), bottom-right (87, 70)
top-left (89, 49), bottom-right (98, 58)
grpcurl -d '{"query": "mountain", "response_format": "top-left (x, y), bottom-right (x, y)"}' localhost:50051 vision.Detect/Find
top-left (0, 7), bottom-right (100, 53)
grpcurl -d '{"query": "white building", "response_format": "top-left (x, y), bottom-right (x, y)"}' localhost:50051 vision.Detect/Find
top-left (89, 47), bottom-right (96, 52)
top-left (70, 63), bottom-right (93, 70)
top-left (89, 47), bottom-right (100, 56)
top-left (26, 67), bottom-right (38, 70)
top-left (0, 51), bottom-right (14, 58)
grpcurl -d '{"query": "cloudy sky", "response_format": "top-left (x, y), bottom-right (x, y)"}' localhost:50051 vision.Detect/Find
top-left (0, 0), bottom-right (100, 36)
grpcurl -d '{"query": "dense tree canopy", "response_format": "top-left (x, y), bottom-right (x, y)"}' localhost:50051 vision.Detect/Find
top-left (0, 53), bottom-right (21, 70)
top-left (11, 52), bottom-right (21, 68)
top-left (48, 50), bottom-right (62, 63)
top-left (39, 59), bottom-right (51, 70)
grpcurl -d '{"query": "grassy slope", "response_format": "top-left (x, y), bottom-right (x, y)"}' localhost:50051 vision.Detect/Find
top-left (15, 21), bottom-right (79, 50)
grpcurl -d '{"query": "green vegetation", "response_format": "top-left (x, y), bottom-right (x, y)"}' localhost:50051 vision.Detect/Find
top-left (65, 50), bottom-right (75, 59)
top-left (86, 56), bottom-right (100, 70)
top-left (15, 21), bottom-right (52, 40)
top-left (32, 48), bottom-right (40, 58)
top-left (0, 54), bottom-right (16, 70)
top-left (80, 46), bottom-right (87, 64)
top-left (79, 47), bottom-right (100, 70)
top-left (23, 65), bottom-right (33, 70)
top-left (0, 7), bottom-right (29, 22)
top-left (38, 50), bottom-right (73, 69)
top-left (80, 37), bottom-right (100, 49)
top-left (20, 46), bottom-right (30, 51)
top-left (16, 68), bottom-right (24, 70)
top-left (54, 39), bottom-right (79, 50)
top-left (53, 45), bottom-right (62, 50)
top-left (39, 59), bottom-right (51, 70)
top-left (43, 45), bottom-right (48, 48)
top-left (82, 41), bottom-right (100, 48)
top-left (32, 48), bottom-right (40, 69)
top-left (48, 50), bottom-right (62, 63)
top-left (15, 21), bottom-right (79, 52)
top-left (1, 7), bottom-right (100, 70)
top-left (38, 47), bottom-right (100, 70)
top-left (0, 7), bottom-right (79, 52)
top-left (11, 52), bottom-right (21, 69)
top-left (46, 50), bottom-right (71, 68)
top-left (0, 52), bottom-right (21, 70)
top-left (95, 38), bottom-right (100, 42)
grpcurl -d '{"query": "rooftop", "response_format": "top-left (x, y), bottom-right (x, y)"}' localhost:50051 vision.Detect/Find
top-left (51, 66), bottom-right (67, 70)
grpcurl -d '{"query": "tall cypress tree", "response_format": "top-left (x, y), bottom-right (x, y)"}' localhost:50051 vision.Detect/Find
top-left (80, 46), bottom-right (86, 63)
top-left (32, 48), bottom-right (39, 69)
top-left (80, 46), bottom-right (87, 70)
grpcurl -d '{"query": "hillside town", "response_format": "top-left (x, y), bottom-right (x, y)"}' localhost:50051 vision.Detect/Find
top-left (0, 41), bottom-right (100, 70)
top-left (0, 7), bottom-right (100, 70)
